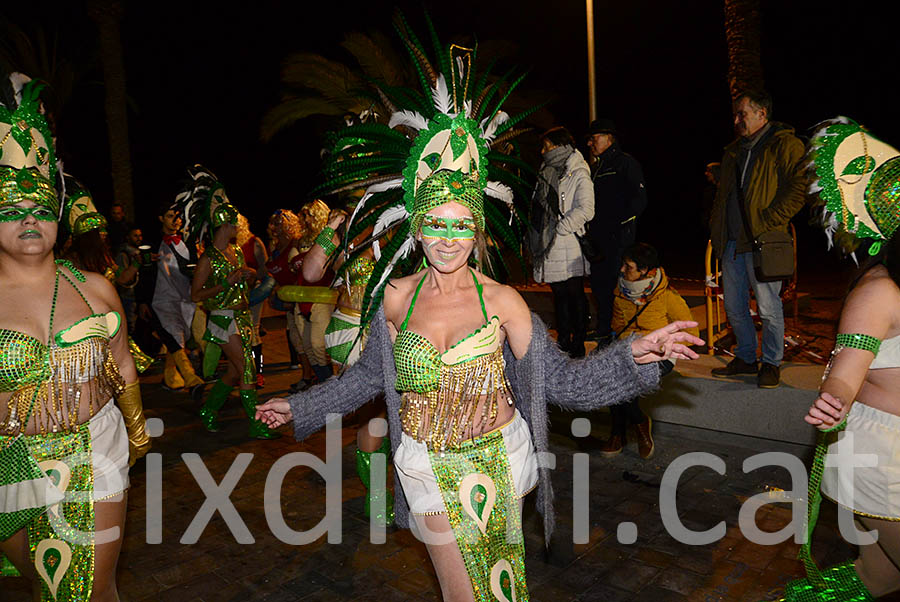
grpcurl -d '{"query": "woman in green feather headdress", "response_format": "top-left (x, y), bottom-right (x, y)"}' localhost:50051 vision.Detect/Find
top-left (255, 16), bottom-right (703, 600)
top-left (765, 119), bottom-right (900, 602)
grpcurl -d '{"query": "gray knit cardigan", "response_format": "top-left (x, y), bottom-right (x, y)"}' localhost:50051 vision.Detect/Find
top-left (287, 305), bottom-right (659, 545)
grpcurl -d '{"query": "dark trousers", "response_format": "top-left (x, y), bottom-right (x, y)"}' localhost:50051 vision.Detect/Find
top-left (589, 246), bottom-right (624, 337)
top-left (609, 359), bottom-right (673, 436)
top-left (550, 276), bottom-right (589, 357)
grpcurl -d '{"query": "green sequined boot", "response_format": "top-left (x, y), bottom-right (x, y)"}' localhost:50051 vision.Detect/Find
top-left (239, 389), bottom-right (281, 440)
top-left (355, 437), bottom-right (394, 526)
top-left (199, 379), bottom-right (233, 432)
top-left (769, 561), bottom-right (875, 601)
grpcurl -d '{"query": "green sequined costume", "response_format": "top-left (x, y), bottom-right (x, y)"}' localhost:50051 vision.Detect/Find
top-left (201, 243), bottom-right (253, 385)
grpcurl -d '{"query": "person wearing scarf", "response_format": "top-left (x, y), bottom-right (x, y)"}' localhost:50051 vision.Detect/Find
top-left (589, 243), bottom-right (698, 458)
top-left (531, 127), bottom-right (594, 357)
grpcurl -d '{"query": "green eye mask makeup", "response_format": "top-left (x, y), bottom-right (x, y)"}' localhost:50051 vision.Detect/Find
top-left (0, 206), bottom-right (57, 222)
top-left (421, 215), bottom-right (477, 241)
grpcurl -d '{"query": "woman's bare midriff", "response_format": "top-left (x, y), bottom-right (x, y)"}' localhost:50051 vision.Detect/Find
top-left (0, 388), bottom-right (111, 436)
top-left (856, 368), bottom-right (900, 418)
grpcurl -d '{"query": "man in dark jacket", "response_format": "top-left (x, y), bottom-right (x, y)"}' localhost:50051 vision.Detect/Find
top-left (709, 90), bottom-right (806, 388)
top-left (586, 118), bottom-right (648, 340)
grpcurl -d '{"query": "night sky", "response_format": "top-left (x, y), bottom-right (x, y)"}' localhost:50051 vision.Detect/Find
top-left (3, 0), bottom-right (897, 279)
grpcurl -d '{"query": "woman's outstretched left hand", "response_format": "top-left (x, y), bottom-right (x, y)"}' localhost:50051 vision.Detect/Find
top-left (631, 321), bottom-right (704, 364)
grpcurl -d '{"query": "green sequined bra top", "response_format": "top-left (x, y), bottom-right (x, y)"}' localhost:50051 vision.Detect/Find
top-left (0, 264), bottom-right (125, 435)
top-left (394, 270), bottom-right (513, 451)
top-left (203, 243), bottom-right (249, 310)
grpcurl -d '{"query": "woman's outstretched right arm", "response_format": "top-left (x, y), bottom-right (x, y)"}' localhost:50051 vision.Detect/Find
top-left (256, 308), bottom-right (387, 440)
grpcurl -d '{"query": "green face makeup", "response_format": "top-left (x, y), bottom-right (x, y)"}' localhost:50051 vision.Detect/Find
top-left (0, 206), bottom-right (57, 222)
top-left (421, 215), bottom-right (476, 242)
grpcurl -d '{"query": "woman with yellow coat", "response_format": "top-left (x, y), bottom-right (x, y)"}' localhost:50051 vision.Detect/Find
top-left (598, 242), bottom-right (699, 459)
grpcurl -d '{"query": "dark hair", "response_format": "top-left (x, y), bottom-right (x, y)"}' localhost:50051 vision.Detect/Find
top-left (850, 235), bottom-right (900, 292)
top-left (111, 202), bottom-right (123, 209)
top-left (623, 242), bottom-right (660, 272)
top-left (69, 229), bottom-right (115, 274)
top-left (157, 201), bottom-right (175, 217)
top-left (736, 89), bottom-right (773, 119)
top-left (540, 126), bottom-right (575, 148)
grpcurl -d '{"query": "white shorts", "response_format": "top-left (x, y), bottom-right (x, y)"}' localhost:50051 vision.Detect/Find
top-left (394, 409), bottom-right (538, 515)
top-left (0, 401), bottom-right (129, 513)
top-left (821, 402), bottom-right (900, 521)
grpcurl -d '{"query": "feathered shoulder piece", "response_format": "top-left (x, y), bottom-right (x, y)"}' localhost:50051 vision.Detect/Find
top-left (174, 164), bottom-right (237, 245)
top-left (808, 117), bottom-right (900, 256)
top-left (312, 11), bottom-right (541, 328)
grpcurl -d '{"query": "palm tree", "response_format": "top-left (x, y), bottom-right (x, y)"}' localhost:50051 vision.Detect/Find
top-left (723, 0), bottom-right (765, 99)
top-left (87, 0), bottom-right (135, 219)
top-left (260, 31), bottom-right (410, 141)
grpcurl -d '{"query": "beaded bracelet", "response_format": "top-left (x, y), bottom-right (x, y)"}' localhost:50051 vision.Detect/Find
top-left (835, 333), bottom-right (882, 355)
top-left (315, 227), bottom-right (337, 257)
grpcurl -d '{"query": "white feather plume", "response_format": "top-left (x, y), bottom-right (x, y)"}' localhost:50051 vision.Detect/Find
top-left (484, 181), bottom-right (514, 206)
top-left (388, 110), bottom-right (428, 131)
top-left (373, 204), bottom-right (409, 237)
top-left (464, 100), bottom-right (472, 119)
top-left (363, 236), bottom-right (415, 317)
top-left (432, 74), bottom-right (452, 115)
top-left (809, 180), bottom-right (822, 194)
top-left (373, 240), bottom-right (381, 261)
top-left (481, 111), bottom-right (509, 142)
top-left (346, 177), bottom-right (404, 228)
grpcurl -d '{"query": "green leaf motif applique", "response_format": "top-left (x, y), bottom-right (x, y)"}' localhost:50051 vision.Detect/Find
top-left (842, 155), bottom-right (876, 176)
top-left (450, 126), bottom-right (468, 161)
top-left (500, 569), bottom-right (514, 602)
top-left (422, 152), bottom-right (441, 170)
top-left (42, 548), bottom-right (62, 583)
top-left (471, 484), bottom-right (488, 522)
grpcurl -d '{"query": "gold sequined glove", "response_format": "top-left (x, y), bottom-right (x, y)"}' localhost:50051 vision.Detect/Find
top-left (118, 382), bottom-right (151, 466)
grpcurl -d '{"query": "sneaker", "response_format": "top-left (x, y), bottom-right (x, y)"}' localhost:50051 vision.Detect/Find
top-left (711, 357), bottom-right (758, 378)
top-left (289, 379), bottom-right (312, 393)
top-left (758, 363), bottom-right (780, 389)
top-left (634, 416), bottom-right (655, 460)
top-left (598, 434), bottom-right (625, 457)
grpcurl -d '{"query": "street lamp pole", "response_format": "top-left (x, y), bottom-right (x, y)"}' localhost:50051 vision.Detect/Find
top-left (586, 0), bottom-right (596, 122)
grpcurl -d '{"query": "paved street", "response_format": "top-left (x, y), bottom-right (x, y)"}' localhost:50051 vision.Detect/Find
top-left (3, 313), bottom-right (896, 602)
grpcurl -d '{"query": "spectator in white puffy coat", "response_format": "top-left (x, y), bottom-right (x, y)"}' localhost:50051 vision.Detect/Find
top-left (532, 126), bottom-right (595, 357)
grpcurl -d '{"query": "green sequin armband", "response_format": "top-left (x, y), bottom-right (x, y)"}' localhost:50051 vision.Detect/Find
top-left (835, 333), bottom-right (882, 355)
top-left (315, 227), bottom-right (337, 257)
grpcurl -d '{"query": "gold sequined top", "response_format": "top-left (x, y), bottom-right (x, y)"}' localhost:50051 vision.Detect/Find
top-left (0, 269), bottom-right (126, 435)
top-left (395, 271), bottom-right (513, 451)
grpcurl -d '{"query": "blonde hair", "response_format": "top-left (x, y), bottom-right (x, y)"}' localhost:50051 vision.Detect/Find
top-left (298, 200), bottom-right (329, 249)
top-left (235, 213), bottom-right (253, 247)
top-left (268, 209), bottom-right (302, 248)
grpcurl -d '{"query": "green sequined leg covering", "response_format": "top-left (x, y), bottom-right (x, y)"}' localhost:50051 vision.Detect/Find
top-left (355, 438), bottom-right (394, 526)
top-left (772, 561), bottom-right (874, 601)
top-left (0, 553), bottom-right (21, 576)
top-left (25, 424), bottom-right (95, 601)
top-left (200, 379), bottom-right (233, 432)
top-left (239, 389), bottom-right (280, 440)
top-left (767, 417), bottom-right (874, 601)
top-left (429, 430), bottom-right (528, 602)
top-left (236, 310), bottom-right (255, 386)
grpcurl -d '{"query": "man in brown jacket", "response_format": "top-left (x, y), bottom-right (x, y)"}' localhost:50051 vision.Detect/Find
top-left (709, 90), bottom-right (806, 388)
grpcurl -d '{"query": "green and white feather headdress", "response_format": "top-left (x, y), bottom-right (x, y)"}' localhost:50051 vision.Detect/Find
top-left (809, 117), bottom-right (900, 256)
top-left (174, 164), bottom-right (238, 245)
top-left (313, 12), bottom-right (538, 328)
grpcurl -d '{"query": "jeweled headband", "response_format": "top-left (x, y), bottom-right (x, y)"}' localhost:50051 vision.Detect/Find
top-left (0, 166), bottom-right (59, 214)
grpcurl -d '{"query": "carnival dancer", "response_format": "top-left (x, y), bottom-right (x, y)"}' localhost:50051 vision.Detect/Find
top-left (0, 73), bottom-right (149, 601)
top-left (265, 209), bottom-right (307, 377)
top-left (178, 165), bottom-right (279, 439)
top-left (236, 214), bottom-right (270, 387)
top-left (151, 202), bottom-right (205, 397)
top-left (255, 23), bottom-right (703, 599)
top-left (59, 176), bottom-right (154, 373)
top-left (301, 207), bottom-right (392, 524)
top-left (766, 119), bottom-right (900, 601)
